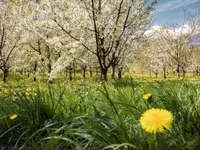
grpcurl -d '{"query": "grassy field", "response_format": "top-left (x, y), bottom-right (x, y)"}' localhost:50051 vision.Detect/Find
top-left (0, 73), bottom-right (200, 149)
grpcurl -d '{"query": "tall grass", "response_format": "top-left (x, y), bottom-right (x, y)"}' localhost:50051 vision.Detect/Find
top-left (0, 79), bottom-right (200, 149)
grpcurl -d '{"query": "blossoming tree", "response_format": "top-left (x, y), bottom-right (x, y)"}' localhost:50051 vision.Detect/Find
top-left (0, 1), bottom-right (23, 83)
top-left (39, 0), bottom-right (157, 80)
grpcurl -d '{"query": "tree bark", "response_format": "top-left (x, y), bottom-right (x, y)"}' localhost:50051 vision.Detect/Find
top-left (111, 65), bottom-right (115, 79)
top-left (3, 70), bottom-right (8, 84)
top-left (81, 65), bottom-right (87, 79)
top-left (33, 61), bottom-right (37, 82)
top-left (19, 70), bottom-right (23, 75)
top-left (196, 69), bottom-right (199, 78)
top-left (118, 67), bottom-right (123, 79)
top-left (83, 68), bottom-right (86, 78)
top-left (69, 66), bottom-right (73, 81)
top-left (65, 68), bottom-right (68, 77)
top-left (96, 68), bottom-right (98, 76)
top-left (183, 70), bottom-right (186, 79)
top-left (89, 67), bottom-right (92, 77)
top-left (176, 65), bottom-right (180, 79)
top-left (48, 62), bottom-right (51, 74)
top-left (163, 67), bottom-right (167, 80)
top-left (73, 62), bottom-right (76, 78)
top-left (101, 68), bottom-right (108, 81)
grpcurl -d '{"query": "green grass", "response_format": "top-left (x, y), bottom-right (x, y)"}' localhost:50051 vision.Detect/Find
top-left (0, 74), bottom-right (200, 149)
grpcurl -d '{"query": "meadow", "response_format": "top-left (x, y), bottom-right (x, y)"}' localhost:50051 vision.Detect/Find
top-left (0, 73), bottom-right (200, 150)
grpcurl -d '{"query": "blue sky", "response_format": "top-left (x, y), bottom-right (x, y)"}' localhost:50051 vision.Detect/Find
top-left (151, 0), bottom-right (200, 25)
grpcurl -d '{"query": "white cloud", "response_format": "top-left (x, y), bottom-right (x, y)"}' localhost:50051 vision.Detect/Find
top-left (145, 25), bottom-right (199, 37)
top-left (175, 24), bottom-right (192, 35)
top-left (153, 0), bottom-right (200, 14)
top-left (144, 25), bottom-right (163, 36)
top-left (145, 25), bottom-right (173, 37)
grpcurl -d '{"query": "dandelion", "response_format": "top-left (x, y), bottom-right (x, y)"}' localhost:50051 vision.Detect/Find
top-left (25, 92), bottom-right (30, 96)
top-left (9, 114), bottom-right (17, 120)
top-left (26, 88), bottom-right (31, 91)
top-left (34, 93), bottom-right (37, 96)
top-left (4, 89), bottom-right (11, 94)
top-left (179, 77), bottom-right (184, 81)
top-left (143, 93), bottom-right (152, 100)
top-left (13, 92), bottom-right (17, 96)
top-left (140, 108), bottom-right (173, 134)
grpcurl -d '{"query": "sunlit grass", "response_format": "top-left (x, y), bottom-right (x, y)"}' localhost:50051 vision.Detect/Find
top-left (0, 73), bottom-right (200, 149)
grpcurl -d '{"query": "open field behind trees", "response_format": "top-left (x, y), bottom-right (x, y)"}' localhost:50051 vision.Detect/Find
top-left (0, 0), bottom-right (200, 149)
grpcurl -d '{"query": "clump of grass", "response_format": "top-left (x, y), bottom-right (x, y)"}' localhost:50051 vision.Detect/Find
top-left (0, 79), bottom-right (200, 149)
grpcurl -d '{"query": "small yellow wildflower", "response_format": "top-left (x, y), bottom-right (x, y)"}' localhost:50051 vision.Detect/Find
top-left (34, 93), bottom-right (37, 96)
top-left (140, 108), bottom-right (173, 134)
top-left (4, 89), bottom-right (11, 94)
top-left (26, 88), bottom-right (31, 91)
top-left (9, 114), bottom-right (17, 120)
top-left (25, 92), bottom-right (30, 96)
top-left (13, 92), bottom-right (17, 96)
top-left (143, 93), bottom-right (152, 100)
top-left (179, 77), bottom-right (184, 81)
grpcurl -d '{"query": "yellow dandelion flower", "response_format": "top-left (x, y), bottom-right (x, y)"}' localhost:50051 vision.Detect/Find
top-left (140, 108), bottom-right (173, 134)
top-left (9, 114), bottom-right (17, 120)
top-left (25, 92), bottom-right (30, 96)
top-left (4, 89), bottom-right (11, 94)
top-left (34, 93), bottom-right (37, 96)
top-left (179, 77), bottom-right (184, 81)
top-left (26, 88), bottom-right (31, 91)
top-left (13, 92), bottom-right (17, 96)
top-left (143, 93), bottom-right (152, 100)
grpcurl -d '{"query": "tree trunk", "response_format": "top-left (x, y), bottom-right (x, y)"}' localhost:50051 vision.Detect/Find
top-left (46, 44), bottom-right (52, 75)
top-left (177, 72), bottom-right (180, 79)
top-left (33, 61), bottom-right (37, 82)
top-left (118, 67), bottom-right (122, 79)
top-left (101, 68), bottom-right (108, 81)
top-left (176, 65), bottom-right (180, 79)
top-left (48, 62), bottom-right (51, 74)
top-left (83, 68), bottom-right (86, 78)
top-left (183, 70), bottom-right (186, 79)
top-left (111, 65), bottom-right (115, 79)
top-left (163, 67), bottom-right (167, 80)
top-left (33, 76), bottom-right (36, 82)
top-left (19, 70), bottom-right (23, 75)
top-left (89, 67), bottom-right (92, 77)
top-left (69, 66), bottom-right (73, 81)
top-left (197, 69), bottom-right (199, 78)
top-left (73, 62), bottom-right (76, 78)
top-left (65, 68), bottom-right (68, 77)
top-left (96, 68), bottom-right (98, 77)
top-left (3, 70), bottom-right (8, 84)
